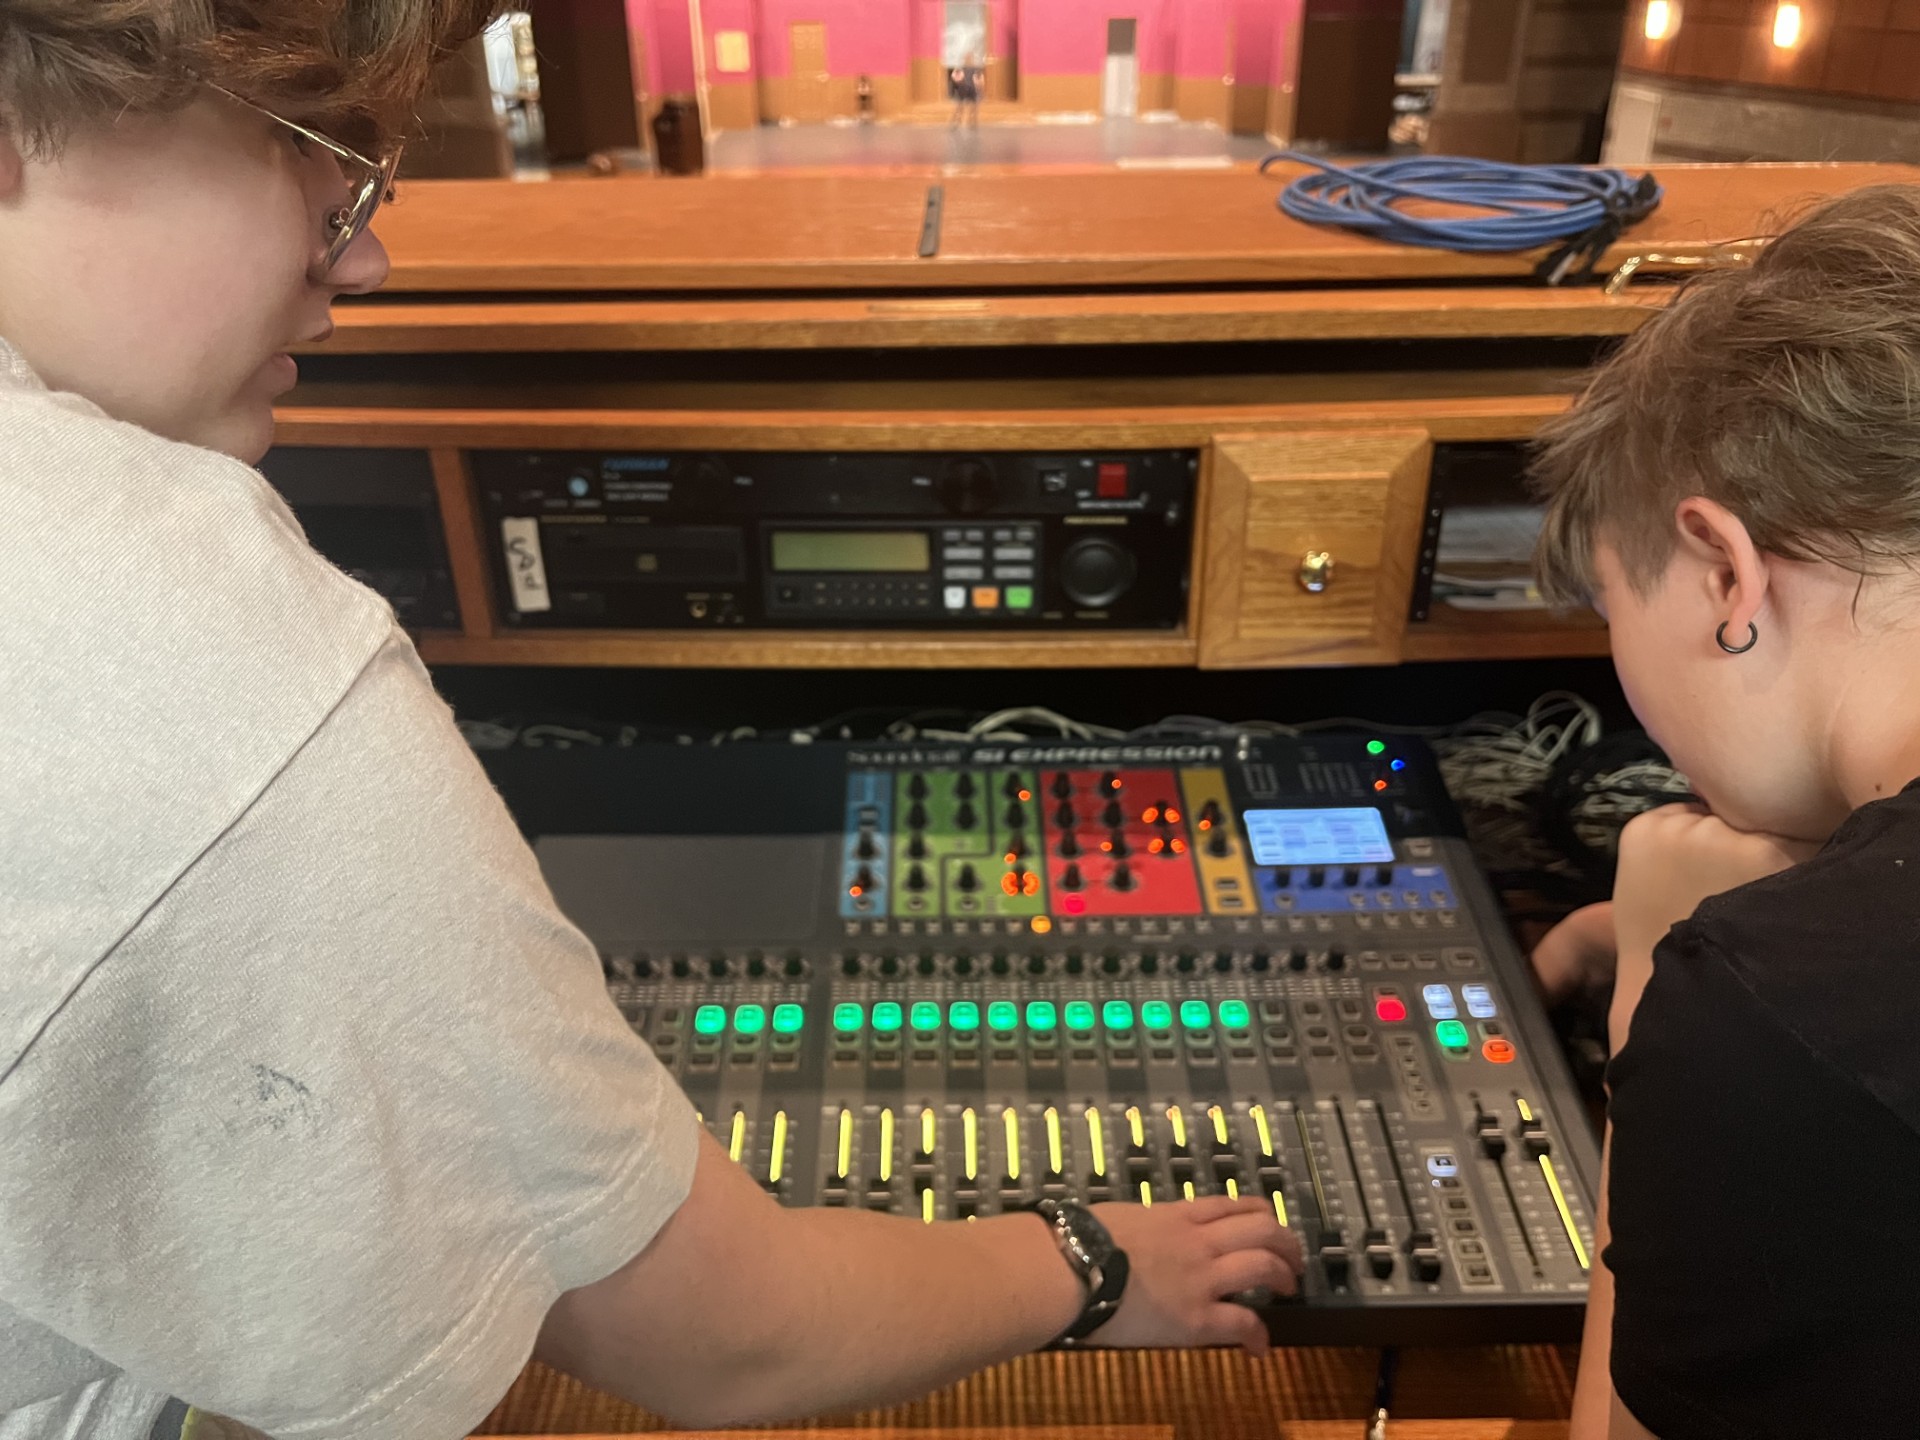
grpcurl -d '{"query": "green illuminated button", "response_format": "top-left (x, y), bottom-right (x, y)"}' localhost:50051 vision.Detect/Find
top-left (693, 1004), bottom-right (728, 1036)
top-left (1436, 1019), bottom-right (1471, 1050)
top-left (772, 1003), bottom-right (805, 1035)
top-left (1367, 739), bottom-right (1387, 755)
top-left (733, 1003), bottom-right (767, 1035)
top-left (911, 1001), bottom-right (943, 1033)
top-left (1103, 999), bottom-right (1135, 1031)
top-left (1219, 999), bottom-right (1251, 1030)
top-left (988, 1000), bottom-right (1020, 1032)
top-left (1180, 999), bottom-right (1212, 1031)
top-left (1026, 1000), bottom-right (1059, 1033)
top-left (1142, 1000), bottom-right (1174, 1031)
top-left (1007, 585), bottom-right (1035, 611)
top-left (949, 1000), bottom-right (981, 1032)
top-left (873, 1001), bottom-right (904, 1034)
top-left (832, 1002), bottom-right (865, 1033)
top-left (1065, 1000), bottom-right (1097, 1032)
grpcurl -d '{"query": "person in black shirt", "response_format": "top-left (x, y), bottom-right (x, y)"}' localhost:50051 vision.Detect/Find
top-left (1528, 183), bottom-right (1920, 1439)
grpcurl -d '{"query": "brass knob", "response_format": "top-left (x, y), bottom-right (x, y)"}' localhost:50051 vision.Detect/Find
top-left (1297, 550), bottom-right (1334, 594)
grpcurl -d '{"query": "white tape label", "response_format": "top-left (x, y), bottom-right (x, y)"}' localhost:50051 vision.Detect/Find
top-left (501, 517), bottom-right (552, 613)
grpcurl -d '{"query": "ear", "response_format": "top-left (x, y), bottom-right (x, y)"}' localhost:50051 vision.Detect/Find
top-left (1672, 496), bottom-right (1770, 634)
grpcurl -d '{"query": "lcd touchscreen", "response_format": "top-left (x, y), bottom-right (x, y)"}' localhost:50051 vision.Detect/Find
top-left (1243, 808), bottom-right (1394, 866)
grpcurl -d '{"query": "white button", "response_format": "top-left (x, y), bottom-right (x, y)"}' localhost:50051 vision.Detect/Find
top-left (945, 546), bottom-right (986, 562)
top-left (945, 565), bottom-right (985, 581)
top-left (944, 586), bottom-right (968, 610)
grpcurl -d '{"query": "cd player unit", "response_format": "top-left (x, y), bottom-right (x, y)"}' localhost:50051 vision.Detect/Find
top-left (471, 449), bottom-right (1196, 630)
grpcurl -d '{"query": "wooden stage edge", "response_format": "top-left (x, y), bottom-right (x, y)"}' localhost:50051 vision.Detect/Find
top-left (473, 1349), bottom-right (1576, 1440)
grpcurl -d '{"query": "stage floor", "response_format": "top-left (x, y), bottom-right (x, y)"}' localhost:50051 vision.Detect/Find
top-left (702, 117), bottom-right (1277, 174)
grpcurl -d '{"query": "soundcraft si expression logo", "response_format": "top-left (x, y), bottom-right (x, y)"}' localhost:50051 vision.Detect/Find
top-left (847, 745), bottom-right (1224, 766)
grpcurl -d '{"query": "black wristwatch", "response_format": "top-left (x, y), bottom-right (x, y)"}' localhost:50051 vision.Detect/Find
top-left (1033, 1198), bottom-right (1130, 1347)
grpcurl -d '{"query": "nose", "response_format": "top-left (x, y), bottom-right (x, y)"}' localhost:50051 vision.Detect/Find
top-left (324, 225), bottom-right (392, 296)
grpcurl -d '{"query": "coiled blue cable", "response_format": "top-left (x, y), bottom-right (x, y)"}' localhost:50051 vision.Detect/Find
top-left (1260, 153), bottom-right (1662, 272)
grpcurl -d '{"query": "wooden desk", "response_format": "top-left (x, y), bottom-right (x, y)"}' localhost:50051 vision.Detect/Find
top-left (278, 160), bottom-right (1915, 671)
top-left (474, 1350), bottom-right (1575, 1438)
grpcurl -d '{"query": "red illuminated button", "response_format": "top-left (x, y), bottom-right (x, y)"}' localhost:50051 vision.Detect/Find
top-left (1482, 1038), bottom-right (1516, 1064)
top-left (1373, 993), bottom-right (1408, 1024)
top-left (1097, 462), bottom-right (1130, 499)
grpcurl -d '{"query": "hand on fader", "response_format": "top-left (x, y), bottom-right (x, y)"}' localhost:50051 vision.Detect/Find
top-left (1088, 1196), bottom-right (1305, 1353)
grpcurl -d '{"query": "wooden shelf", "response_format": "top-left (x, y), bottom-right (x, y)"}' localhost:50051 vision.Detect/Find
top-left (374, 163), bottom-right (1917, 294)
top-left (416, 628), bottom-right (1199, 670)
top-left (315, 286), bottom-right (1669, 355)
top-left (1403, 607), bottom-right (1610, 663)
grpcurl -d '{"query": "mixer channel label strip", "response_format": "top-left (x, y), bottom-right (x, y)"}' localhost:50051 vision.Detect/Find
top-left (528, 734), bottom-right (1602, 1346)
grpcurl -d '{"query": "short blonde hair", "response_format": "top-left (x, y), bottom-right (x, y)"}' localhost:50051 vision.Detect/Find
top-left (0, 0), bottom-right (500, 155)
top-left (1532, 183), bottom-right (1920, 606)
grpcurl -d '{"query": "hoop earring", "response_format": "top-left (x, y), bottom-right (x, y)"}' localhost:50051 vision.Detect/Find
top-left (1716, 621), bottom-right (1759, 655)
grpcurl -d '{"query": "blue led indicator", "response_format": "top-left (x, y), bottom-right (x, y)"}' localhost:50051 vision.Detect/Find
top-left (1390, 758), bottom-right (1407, 772)
top-left (1462, 984), bottom-right (1497, 1019)
top-left (1422, 983), bottom-right (1458, 1020)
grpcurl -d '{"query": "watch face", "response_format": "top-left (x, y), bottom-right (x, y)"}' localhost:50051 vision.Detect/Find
top-left (1058, 1202), bottom-right (1115, 1265)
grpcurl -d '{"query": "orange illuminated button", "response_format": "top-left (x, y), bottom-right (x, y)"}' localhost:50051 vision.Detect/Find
top-left (972, 586), bottom-right (1001, 609)
top-left (1483, 1038), bottom-right (1517, 1064)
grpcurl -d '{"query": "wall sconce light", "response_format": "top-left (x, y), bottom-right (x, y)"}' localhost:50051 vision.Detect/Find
top-left (1645, 0), bottom-right (1676, 39)
top-left (1772, 1), bottom-right (1803, 47)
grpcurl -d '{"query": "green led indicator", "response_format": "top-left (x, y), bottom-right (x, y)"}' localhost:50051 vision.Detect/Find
top-left (772, 1003), bottom-right (805, 1035)
top-left (1436, 1019), bottom-right (1470, 1050)
top-left (949, 1000), bottom-right (981, 1032)
top-left (1026, 1000), bottom-right (1059, 1032)
top-left (1367, 739), bottom-right (1387, 755)
top-left (1180, 999), bottom-right (1212, 1031)
top-left (911, 1001), bottom-right (943, 1033)
top-left (832, 1002), bottom-right (865, 1033)
top-left (873, 1001), bottom-right (904, 1034)
top-left (1142, 1000), bottom-right (1174, 1031)
top-left (1103, 999), bottom-right (1135, 1031)
top-left (693, 1004), bottom-right (727, 1036)
top-left (1065, 1000), bottom-right (1096, 1032)
top-left (988, 1000), bottom-right (1020, 1033)
top-left (1218, 999), bottom-right (1251, 1029)
top-left (733, 1003), bottom-right (767, 1035)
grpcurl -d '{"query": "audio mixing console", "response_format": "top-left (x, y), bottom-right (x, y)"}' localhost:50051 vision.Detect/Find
top-left (486, 733), bottom-right (1600, 1346)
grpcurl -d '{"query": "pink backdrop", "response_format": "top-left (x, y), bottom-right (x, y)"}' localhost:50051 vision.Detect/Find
top-left (625, 0), bottom-right (1303, 98)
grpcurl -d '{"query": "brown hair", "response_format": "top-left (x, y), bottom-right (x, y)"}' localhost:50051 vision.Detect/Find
top-left (1532, 183), bottom-right (1920, 606)
top-left (0, 0), bottom-right (500, 155)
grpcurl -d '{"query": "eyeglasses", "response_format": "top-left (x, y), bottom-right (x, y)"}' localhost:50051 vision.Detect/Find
top-left (209, 84), bottom-right (404, 274)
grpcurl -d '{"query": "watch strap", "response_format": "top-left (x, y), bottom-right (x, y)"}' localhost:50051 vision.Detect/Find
top-left (1035, 1200), bottom-right (1130, 1347)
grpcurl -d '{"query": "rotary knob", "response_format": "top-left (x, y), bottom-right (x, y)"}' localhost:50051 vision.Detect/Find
top-left (1060, 538), bottom-right (1138, 609)
top-left (938, 458), bottom-right (999, 515)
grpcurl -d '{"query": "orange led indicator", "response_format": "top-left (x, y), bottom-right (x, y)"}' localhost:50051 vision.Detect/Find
top-left (1018, 788), bottom-right (1032, 802)
top-left (1142, 806), bottom-right (1161, 824)
top-left (1165, 808), bottom-right (1181, 824)
top-left (1373, 779), bottom-right (1389, 792)
top-left (1023, 871), bottom-right (1041, 896)
top-left (1002, 873), bottom-right (1020, 896)
top-left (1197, 818), bottom-right (1213, 831)
top-left (1148, 837), bottom-right (1166, 855)
top-left (848, 885), bottom-right (865, 898)
top-left (1171, 838), bottom-right (1187, 855)
top-left (1031, 916), bottom-right (1053, 935)
top-left (1100, 841), bottom-right (1114, 853)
